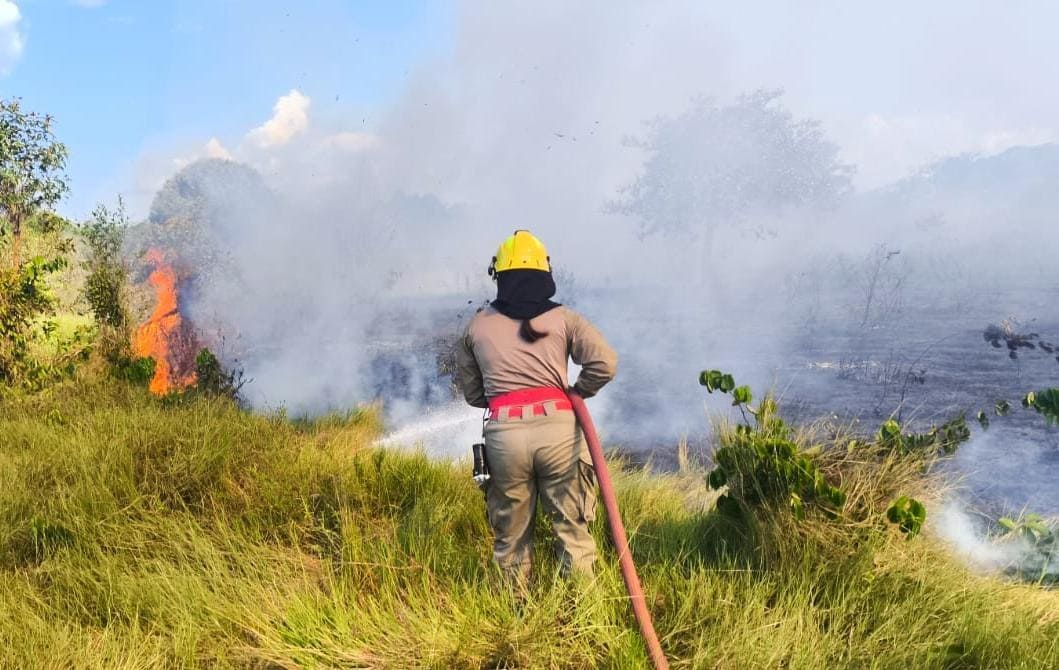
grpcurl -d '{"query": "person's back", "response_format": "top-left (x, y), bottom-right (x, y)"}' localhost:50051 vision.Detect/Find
top-left (458, 304), bottom-right (616, 407)
top-left (456, 230), bottom-right (617, 581)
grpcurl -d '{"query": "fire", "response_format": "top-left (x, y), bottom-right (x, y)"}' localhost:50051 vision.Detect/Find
top-left (133, 248), bottom-right (199, 395)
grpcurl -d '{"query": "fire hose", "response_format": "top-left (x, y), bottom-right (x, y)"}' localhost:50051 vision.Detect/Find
top-left (568, 391), bottom-right (670, 670)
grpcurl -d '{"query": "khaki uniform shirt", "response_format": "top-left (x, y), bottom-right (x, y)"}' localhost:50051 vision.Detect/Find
top-left (456, 304), bottom-right (617, 407)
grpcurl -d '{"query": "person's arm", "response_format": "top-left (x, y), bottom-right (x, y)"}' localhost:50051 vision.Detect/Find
top-left (565, 309), bottom-right (618, 398)
top-left (456, 324), bottom-right (489, 408)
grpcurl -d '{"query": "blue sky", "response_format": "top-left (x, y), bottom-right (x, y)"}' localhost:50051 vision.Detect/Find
top-left (1, 0), bottom-right (451, 218)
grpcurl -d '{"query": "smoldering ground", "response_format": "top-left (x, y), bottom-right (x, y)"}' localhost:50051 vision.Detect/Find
top-left (129, 2), bottom-right (1059, 575)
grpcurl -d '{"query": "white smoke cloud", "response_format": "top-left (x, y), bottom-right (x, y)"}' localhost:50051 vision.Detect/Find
top-left (247, 89), bottom-right (311, 148)
top-left (936, 502), bottom-right (1057, 580)
top-left (0, 0), bottom-right (23, 76)
top-left (324, 131), bottom-right (379, 153)
top-left (134, 0), bottom-right (1059, 528)
top-left (133, 3), bottom-right (798, 439)
top-left (936, 503), bottom-right (1018, 571)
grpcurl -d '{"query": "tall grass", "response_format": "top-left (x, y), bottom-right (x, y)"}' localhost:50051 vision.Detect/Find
top-left (1, 376), bottom-right (1057, 668)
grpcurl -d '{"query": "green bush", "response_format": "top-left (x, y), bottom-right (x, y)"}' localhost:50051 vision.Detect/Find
top-left (79, 200), bottom-right (131, 361)
top-left (886, 496), bottom-right (927, 537)
top-left (111, 355), bottom-right (155, 386)
top-left (701, 370), bottom-right (846, 519)
top-left (193, 347), bottom-right (244, 399)
top-left (0, 248), bottom-right (85, 390)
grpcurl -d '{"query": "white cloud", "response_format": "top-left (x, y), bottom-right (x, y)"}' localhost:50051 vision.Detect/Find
top-left (204, 137), bottom-right (232, 160)
top-left (125, 91), bottom-right (380, 218)
top-left (0, 0), bottom-right (24, 76)
top-left (247, 89), bottom-right (311, 148)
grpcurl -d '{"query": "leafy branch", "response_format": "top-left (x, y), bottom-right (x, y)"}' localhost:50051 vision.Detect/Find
top-left (975, 389), bottom-right (1059, 429)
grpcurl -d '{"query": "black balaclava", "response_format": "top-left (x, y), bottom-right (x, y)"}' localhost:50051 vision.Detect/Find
top-left (491, 268), bottom-right (561, 333)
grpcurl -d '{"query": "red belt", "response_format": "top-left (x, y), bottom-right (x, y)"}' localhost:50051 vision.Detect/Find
top-left (488, 387), bottom-right (572, 419)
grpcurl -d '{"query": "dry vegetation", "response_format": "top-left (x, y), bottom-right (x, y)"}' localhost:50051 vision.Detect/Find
top-left (2, 375), bottom-right (1057, 669)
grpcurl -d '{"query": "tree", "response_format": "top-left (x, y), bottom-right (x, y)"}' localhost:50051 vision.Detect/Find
top-left (81, 199), bottom-right (132, 361)
top-left (0, 98), bottom-right (69, 263)
top-left (147, 157), bottom-right (271, 228)
top-left (613, 90), bottom-right (853, 255)
top-left (0, 100), bottom-right (76, 389)
top-left (129, 158), bottom-right (275, 281)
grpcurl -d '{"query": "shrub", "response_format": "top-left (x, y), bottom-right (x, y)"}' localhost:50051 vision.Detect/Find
top-left (700, 370), bottom-right (846, 519)
top-left (194, 347), bottom-right (245, 399)
top-left (112, 355), bottom-right (156, 386)
top-left (876, 415), bottom-right (971, 455)
top-left (80, 200), bottom-right (131, 358)
top-left (0, 248), bottom-right (85, 390)
top-left (886, 496), bottom-right (927, 537)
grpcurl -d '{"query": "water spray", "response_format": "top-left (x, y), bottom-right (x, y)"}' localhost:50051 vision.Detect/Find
top-left (568, 391), bottom-right (670, 670)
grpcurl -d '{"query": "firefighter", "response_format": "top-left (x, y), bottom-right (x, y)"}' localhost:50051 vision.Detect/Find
top-left (456, 230), bottom-right (617, 581)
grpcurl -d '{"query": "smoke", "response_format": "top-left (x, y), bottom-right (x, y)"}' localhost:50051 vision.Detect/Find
top-left (132, 2), bottom-right (1059, 540)
top-left (936, 503), bottom-right (1024, 570)
top-left (936, 502), bottom-right (1057, 582)
top-left (934, 431), bottom-right (1058, 582)
top-left (949, 431), bottom-right (1059, 518)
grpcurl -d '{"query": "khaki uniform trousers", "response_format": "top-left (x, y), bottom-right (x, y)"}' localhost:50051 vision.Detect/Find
top-left (484, 401), bottom-right (598, 581)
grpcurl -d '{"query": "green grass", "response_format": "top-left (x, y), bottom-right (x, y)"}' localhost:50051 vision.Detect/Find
top-left (1, 377), bottom-right (1057, 668)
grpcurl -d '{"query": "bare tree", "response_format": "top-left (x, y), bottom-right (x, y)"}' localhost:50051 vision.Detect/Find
top-left (859, 244), bottom-right (905, 328)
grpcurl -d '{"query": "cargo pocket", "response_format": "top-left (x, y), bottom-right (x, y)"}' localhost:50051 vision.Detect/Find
top-left (577, 456), bottom-right (598, 523)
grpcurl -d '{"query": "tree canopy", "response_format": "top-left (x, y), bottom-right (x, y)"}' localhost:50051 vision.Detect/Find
top-left (0, 98), bottom-right (69, 255)
top-left (614, 90), bottom-right (854, 247)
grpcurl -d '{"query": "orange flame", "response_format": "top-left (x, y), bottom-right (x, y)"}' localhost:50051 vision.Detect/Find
top-left (133, 248), bottom-right (199, 395)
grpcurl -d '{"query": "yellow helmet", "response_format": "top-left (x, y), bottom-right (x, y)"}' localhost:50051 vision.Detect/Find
top-left (488, 230), bottom-right (551, 276)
